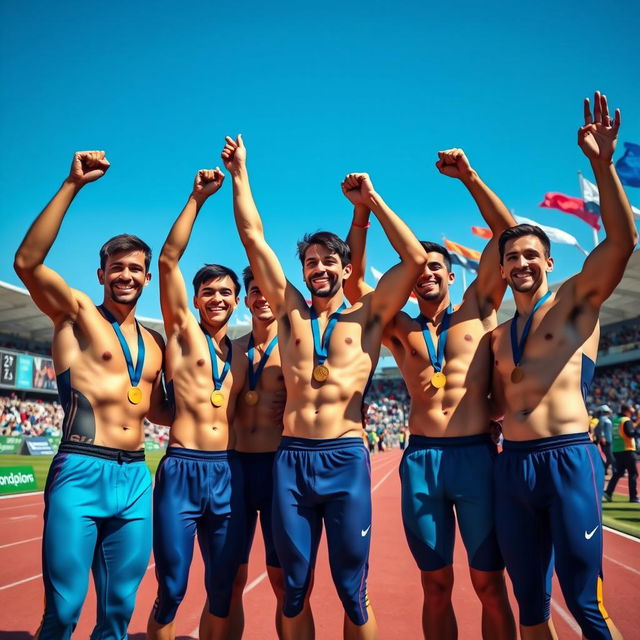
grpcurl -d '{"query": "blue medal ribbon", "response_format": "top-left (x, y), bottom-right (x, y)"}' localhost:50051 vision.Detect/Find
top-left (99, 305), bottom-right (145, 387)
top-left (510, 291), bottom-right (552, 366)
top-left (203, 330), bottom-right (233, 391)
top-left (310, 302), bottom-right (347, 366)
top-left (416, 304), bottom-right (453, 373)
top-left (247, 333), bottom-right (279, 391)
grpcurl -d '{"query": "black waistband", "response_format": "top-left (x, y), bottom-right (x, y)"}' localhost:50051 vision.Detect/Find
top-left (58, 441), bottom-right (145, 463)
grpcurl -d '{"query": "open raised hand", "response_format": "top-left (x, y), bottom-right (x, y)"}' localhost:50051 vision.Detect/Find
top-left (221, 135), bottom-right (246, 174)
top-left (578, 91), bottom-right (621, 163)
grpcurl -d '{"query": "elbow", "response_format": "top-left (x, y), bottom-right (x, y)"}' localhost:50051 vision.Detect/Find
top-left (407, 250), bottom-right (427, 272)
top-left (241, 230), bottom-right (263, 250)
top-left (158, 251), bottom-right (178, 273)
top-left (13, 251), bottom-right (33, 279)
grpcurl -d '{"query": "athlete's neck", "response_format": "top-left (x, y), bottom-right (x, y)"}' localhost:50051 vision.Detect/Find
top-left (310, 291), bottom-right (345, 317)
top-left (251, 316), bottom-right (277, 344)
top-left (417, 295), bottom-right (451, 324)
top-left (100, 299), bottom-right (137, 326)
top-left (513, 283), bottom-right (551, 318)
top-left (200, 318), bottom-right (229, 345)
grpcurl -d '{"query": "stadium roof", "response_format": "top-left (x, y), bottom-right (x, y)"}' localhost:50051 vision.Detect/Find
top-left (1, 249), bottom-right (638, 344)
top-left (497, 248), bottom-right (640, 327)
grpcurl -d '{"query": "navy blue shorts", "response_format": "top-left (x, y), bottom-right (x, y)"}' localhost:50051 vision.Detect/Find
top-left (272, 436), bottom-right (372, 625)
top-left (152, 447), bottom-right (246, 623)
top-left (495, 433), bottom-right (611, 638)
top-left (237, 451), bottom-right (280, 568)
top-left (400, 434), bottom-right (503, 572)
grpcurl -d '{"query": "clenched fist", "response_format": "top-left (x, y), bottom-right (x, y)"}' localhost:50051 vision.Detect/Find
top-left (221, 135), bottom-right (246, 175)
top-left (192, 168), bottom-right (225, 199)
top-left (435, 148), bottom-right (474, 180)
top-left (67, 151), bottom-right (110, 186)
top-left (341, 173), bottom-right (376, 208)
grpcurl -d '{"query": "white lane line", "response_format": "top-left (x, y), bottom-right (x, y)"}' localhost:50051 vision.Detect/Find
top-left (0, 502), bottom-right (42, 512)
top-left (604, 525), bottom-right (640, 543)
top-left (9, 515), bottom-right (37, 521)
top-left (0, 491), bottom-right (44, 501)
top-left (0, 573), bottom-right (42, 591)
top-left (372, 468), bottom-right (395, 493)
top-left (604, 554), bottom-right (640, 577)
top-left (187, 572), bottom-right (268, 637)
top-left (551, 599), bottom-right (581, 635)
top-left (0, 536), bottom-right (41, 550)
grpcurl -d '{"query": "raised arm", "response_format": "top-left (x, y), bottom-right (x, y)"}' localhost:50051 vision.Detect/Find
top-left (341, 173), bottom-right (426, 325)
top-left (222, 135), bottom-right (301, 318)
top-left (574, 92), bottom-right (638, 307)
top-left (14, 151), bottom-right (110, 324)
top-left (436, 148), bottom-right (516, 310)
top-left (158, 168), bottom-right (225, 334)
top-left (344, 200), bottom-right (374, 304)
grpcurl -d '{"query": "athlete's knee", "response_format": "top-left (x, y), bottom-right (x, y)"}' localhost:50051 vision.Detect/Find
top-left (282, 579), bottom-right (313, 618)
top-left (232, 564), bottom-right (249, 598)
top-left (152, 582), bottom-right (187, 625)
top-left (470, 569), bottom-right (508, 605)
top-left (421, 567), bottom-right (454, 606)
top-left (39, 599), bottom-right (83, 636)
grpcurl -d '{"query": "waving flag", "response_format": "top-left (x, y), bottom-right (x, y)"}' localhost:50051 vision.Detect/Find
top-left (580, 175), bottom-right (640, 221)
top-left (513, 215), bottom-right (588, 255)
top-left (616, 142), bottom-right (640, 188)
top-left (471, 226), bottom-right (493, 239)
top-left (450, 253), bottom-right (479, 273)
top-left (443, 238), bottom-right (482, 261)
top-left (539, 192), bottom-right (601, 230)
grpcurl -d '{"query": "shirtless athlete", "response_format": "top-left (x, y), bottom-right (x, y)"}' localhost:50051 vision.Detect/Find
top-left (14, 151), bottom-right (167, 639)
top-left (147, 168), bottom-right (247, 640)
top-left (491, 92), bottom-right (636, 640)
top-left (346, 149), bottom-right (516, 640)
top-left (227, 266), bottom-right (286, 639)
top-left (221, 134), bottom-right (427, 640)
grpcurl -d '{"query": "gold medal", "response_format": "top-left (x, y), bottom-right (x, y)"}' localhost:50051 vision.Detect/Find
top-left (245, 390), bottom-right (259, 406)
top-left (313, 364), bottom-right (330, 383)
top-left (127, 386), bottom-right (143, 405)
top-left (510, 366), bottom-right (524, 384)
top-left (430, 372), bottom-right (447, 389)
top-left (210, 390), bottom-right (225, 407)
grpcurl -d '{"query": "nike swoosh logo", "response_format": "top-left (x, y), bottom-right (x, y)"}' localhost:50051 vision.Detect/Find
top-left (585, 526), bottom-right (599, 540)
top-left (361, 525), bottom-right (371, 537)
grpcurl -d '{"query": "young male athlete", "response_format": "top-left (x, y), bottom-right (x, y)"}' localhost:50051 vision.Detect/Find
top-left (148, 167), bottom-right (247, 640)
top-left (14, 151), bottom-right (167, 639)
top-left (491, 92), bottom-right (635, 640)
top-left (227, 266), bottom-right (287, 638)
top-left (345, 149), bottom-right (517, 639)
top-left (221, 134), bottom-right (427, 640)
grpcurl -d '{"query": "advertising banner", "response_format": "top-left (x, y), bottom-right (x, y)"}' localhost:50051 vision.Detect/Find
top-left (0, 351), bottom-right (17, 386)
top-left (16, 355), bottom-right (33, 389)
top-left (22, 436), bottom-right (55, 456)
top-left (0, 466), bottom-right (37, 494)
top-left (32, 357), bottom-right (57, 391)
top-left (0, 436), bottom-right (23, 454)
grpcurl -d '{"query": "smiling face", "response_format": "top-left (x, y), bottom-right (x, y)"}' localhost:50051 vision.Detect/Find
top-left (245, 279), bottom-right (274, 323)
top-left (98, 250), bottom-right (150, 305)
top-left (302, 244), bottom-right (352, 298)
top-left (413, 251), bottom-right (455, 302)
top-left (500, 235), bottom-right (553, 293)
top-left (193, 276), bottom-right (239, 327)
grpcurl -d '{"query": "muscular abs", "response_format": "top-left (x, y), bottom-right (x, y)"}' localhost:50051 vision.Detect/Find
top-left (388, 302), bottom-right (497, 438)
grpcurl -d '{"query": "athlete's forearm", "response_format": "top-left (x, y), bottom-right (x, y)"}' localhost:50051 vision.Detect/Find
top-left (461, 171), bottom-right (515, 235)
top-left (345, 205), bottom-right (372, 302)
top-left (231, 168), bottom-right (266, 248)
top-left (591, 160), bottom-right (638, 251)
top-left (368, 192), bottom-right (425, 268)
top-left (14, 180), bottom-right (81, 273)
top-left (159, 195), bottom-right (203, 266)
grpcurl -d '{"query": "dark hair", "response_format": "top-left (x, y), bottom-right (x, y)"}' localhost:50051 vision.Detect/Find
top-left (297, 231), bottom-right (351, 267)
top-left (192, 264), bottom-right (241, 297)
top-left (242, 266), bottom-right (254, 293)
top-left (498, 224), bottom-right (551, 264)
top-left (420, 241), bottom-right (451, 271)
top-left (99, 234), bottom-right (152, 271)
top-left (621, 403), bottom-right (634, 415)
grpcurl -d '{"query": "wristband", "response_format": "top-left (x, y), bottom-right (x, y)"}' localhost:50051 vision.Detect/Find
top-left (351, 221), bottom-right (371, 229)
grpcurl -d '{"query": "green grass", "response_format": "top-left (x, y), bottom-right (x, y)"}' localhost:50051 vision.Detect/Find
top-left (602, 494), bottom-right (640, 539)
top-left (0, 451), bottom-right (166, 492)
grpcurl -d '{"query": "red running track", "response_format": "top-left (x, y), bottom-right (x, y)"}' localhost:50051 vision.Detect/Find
top-left (1, 449), bottom-right (639, 639)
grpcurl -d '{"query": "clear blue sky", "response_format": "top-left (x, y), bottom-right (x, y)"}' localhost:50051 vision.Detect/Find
top-left (1, 0), bottom-right (639, 322)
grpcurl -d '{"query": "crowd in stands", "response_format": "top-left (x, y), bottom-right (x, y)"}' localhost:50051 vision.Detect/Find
top-left (0, 336), bottom-right (52, 356)
top-left (0, 394), bottom-right (62, 437)
top-left (598, 320), bottom-right (640, 353)
top-left (587, 362), bottom-right (640, 416)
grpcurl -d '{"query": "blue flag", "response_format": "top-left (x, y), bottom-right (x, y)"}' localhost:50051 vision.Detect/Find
top-left (450, 253), bottom-right (479, 273)
top-left (616, 142), bottom-right (640, 187)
